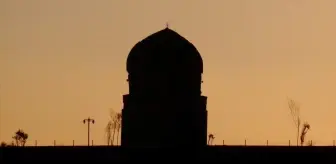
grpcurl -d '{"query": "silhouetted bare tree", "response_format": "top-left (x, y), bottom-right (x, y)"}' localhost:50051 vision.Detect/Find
top-left (287, 98), bottom-right (301, 146)
top-left (105, 121), bottom-right (113, 145)
top-left (105, 109), bottom-right (115, 145)
top-left (105, 109), bottom-right (122, 146)
top-left (12, 129), bottom-right (28, 146)
top-left (300, 122), bottom-right (310, 146)
top-left (208, 134), bottom-right (215, 145)
top-left (115, 113), bottom-right (122, 145)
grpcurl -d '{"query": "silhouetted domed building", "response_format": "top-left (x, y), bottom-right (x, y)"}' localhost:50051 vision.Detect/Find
top-left (121, 28), bottom-right (208, 148)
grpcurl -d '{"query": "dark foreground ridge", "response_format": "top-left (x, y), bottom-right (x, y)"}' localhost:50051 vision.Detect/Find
top-left (1, 146), bottom-right (336, 162)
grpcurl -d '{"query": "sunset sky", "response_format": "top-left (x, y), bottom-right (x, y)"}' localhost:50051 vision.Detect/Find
top-left (1, 0), bottom-right (336, 146)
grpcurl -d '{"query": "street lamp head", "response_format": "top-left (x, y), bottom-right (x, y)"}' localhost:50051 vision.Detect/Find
top-left (92, 120), bottom-right (95, 124)
top-left (83, 120), bottom-right (86, 124)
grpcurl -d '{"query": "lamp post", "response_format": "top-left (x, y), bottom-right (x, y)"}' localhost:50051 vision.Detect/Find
top-left (83, 117), bottom-right (95, 146)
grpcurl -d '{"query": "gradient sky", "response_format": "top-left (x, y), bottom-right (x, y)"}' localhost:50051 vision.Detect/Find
top-left (1, 0), bottom-right (336, 146)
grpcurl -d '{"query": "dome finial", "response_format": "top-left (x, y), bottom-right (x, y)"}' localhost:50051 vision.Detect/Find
top-left (166, 22), bottom-right (169, 29)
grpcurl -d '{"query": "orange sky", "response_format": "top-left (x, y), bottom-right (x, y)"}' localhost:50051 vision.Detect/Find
top-left (1, 0), bottom-right (336, 146)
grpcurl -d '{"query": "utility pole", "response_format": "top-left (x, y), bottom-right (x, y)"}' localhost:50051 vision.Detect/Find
top-left (83, 117), bottom-right (95, 146)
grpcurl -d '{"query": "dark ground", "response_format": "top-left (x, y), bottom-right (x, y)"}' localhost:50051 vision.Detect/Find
top-left (1, 145), bottom-right (335, 162)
